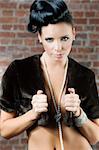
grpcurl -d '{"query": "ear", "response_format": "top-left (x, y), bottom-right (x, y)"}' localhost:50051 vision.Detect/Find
top-left (38, 32), bottom-right (42, 43)
top-left (72, 27), bottom-right (76, 40)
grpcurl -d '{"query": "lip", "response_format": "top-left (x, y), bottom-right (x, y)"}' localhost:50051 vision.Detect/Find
top-left (55, 53), bottom-right (63, 58)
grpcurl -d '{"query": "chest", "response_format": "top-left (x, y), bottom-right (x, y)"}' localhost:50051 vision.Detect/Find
top-left (43, 67), bottom-right (66, 103)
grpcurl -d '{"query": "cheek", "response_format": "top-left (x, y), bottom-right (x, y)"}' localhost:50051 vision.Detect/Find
top-left (43, 43), bottom-right (53, 53)
top-left (66, 44), bottom-right (72, 50)
top-left (64, 43), bottom-right (72, 53)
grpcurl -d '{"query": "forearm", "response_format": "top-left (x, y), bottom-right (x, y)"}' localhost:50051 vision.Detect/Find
top-left (74, 108), bottom-right (99, 145)
top-left (78, 119), bottom-right (99, 145)
top-left (1, 110), bottom-right (37, 139)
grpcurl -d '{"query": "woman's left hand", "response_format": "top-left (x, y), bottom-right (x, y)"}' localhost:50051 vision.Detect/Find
top-left (62, 88), bottom-right (81, 117)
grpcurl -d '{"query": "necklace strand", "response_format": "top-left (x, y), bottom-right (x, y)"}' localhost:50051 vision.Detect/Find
top-left (42, 54), bottom-right (68, 150)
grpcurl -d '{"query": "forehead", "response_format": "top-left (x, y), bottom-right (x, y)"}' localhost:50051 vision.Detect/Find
top-left (41, 22), bottom-right (73, 37)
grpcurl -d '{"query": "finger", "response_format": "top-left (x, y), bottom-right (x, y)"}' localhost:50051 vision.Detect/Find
top-left (37, 90), bottom-right (43, 95)
top-left (68, 88), bottom-right (75, 94)
top-left (65, 106), bottom-right (78, 112)
top-left (37, 103), bottom-right (48, 108)
top-left (33, 103), bottom-right (48, 111)
top-left (73, 95), bottom-right (81, 105)
top-left (37, 96), bottom-right (47, 102)
top-left (65, 101), bottom-right (80, 107)
top-left (35, 107), bottom-right (48, 113)
top-left (32, 94), bottom-right (47, 103)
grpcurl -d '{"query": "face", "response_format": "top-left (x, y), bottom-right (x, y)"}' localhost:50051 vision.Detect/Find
top-left (38, 22), bottom-right (76, 62)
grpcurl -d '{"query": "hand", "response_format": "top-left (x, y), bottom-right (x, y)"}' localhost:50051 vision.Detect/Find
top-left (31, 90), bottom-right (48, 118)
top-left (62, 88), bottom-right (81, 117)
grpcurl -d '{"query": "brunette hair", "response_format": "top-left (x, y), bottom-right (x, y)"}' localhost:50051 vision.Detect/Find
top-left (27, 0), bottom-right (73, 34)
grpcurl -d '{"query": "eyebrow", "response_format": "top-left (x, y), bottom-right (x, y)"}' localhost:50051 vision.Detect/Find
top-left (45, 35), bottom-right (69, 39)
top-left (60, 35), bottom-right (69, 38)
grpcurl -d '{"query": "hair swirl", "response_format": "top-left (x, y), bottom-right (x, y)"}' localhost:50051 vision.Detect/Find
top-left (27, 0), bottom-right (73, 33)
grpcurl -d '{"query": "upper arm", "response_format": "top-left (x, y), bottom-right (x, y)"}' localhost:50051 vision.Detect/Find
top-left (0, 110), bottom-right (16, 132)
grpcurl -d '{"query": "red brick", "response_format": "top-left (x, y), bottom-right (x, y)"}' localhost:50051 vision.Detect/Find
top-left (96, 26), bottom-right (99, 31)
top-left (2, 10), bottom-right (14, 16)
top-left (89, 19), bottom-right (99, 24)
top-left (73, 11), bottom-right (84, 17)
top-left (70, 0), bottom-right (81, 2)
top-left (85, 12), bottom-right (95, 17)
top-left (70, 53), bottom-right (89, 60)
top-left (92, 68), bottom-right (99, 76)
top-left (2, 25), bottom-right (13, 30)
top-left (14, 145), bottom-right (27, 150)
top-left (95, 12), bottom-right (99, 17)
top-left (0, 146), bottom-right (12, 150)
top-left (13, 25), bottom-right (25, 30)
top-left (89, 54), bottom-right (99, 60)
top-left (74, 18), bottom-right (87, 24)
top-left (77, 33), bottom-right (87, 39)
top-left (78, 48), bottom-right (93, 53)
top-left (18, 18), bottom-right (27, 24)
top-left (91, 0), bottom-right (99, 2)
top-left (76, 26), bottom-right (83, 31)
top-left (31, 47), bottom-right (44, 53)
top-left (90, 40), bottom-right (99, 46)
top-left (11, 39), bottom-right (23, 45)
top-left (71, 48), bottom-right (78, 53)
top-left (24, 39), bottom-right (35, 46)
top-left (84, 26), bottom-right (95, 31)
top-left (0, 2), bottom-right (17, 9)
top-left (0, 39), bottom-right (11, 45)
top-left (89, 34), bottom-right (99, 39)
top-left (0, 60), bottom-right (10, 66)
top-left (93, 62), bottom-right (99, 67)
top-left (90, 3), bottom-right (99, 10)
top-left (9, 139), bottom-right (19, 144)
top-left (21, 138), bottom-right (28, 144)
top-left (0, 32), bottom-right (15, 38)
top-left (0, 17), bottom-right (17, 24)
top-left (15, 10), bottom-right (28, 17)
top-left (69, 3), bottom-right (83, 10)
top-left (79, 0), bottom-right (89, 2)
top-left (0, 46), bottom-right (6, 51)
top-left (96, 48), bottom-right (99, 53)
top-left (17, 32), bottom-right (33, 38)
top-left (19, 4), bottom-right (30, 9)
top-left (73, 40), bottom-right (82, 46)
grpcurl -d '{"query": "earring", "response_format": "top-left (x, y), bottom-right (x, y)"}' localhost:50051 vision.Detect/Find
top-left (72, 40), bottom-right (75, 45)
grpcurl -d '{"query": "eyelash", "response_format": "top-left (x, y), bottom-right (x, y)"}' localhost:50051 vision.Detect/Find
top-left (45, 37), bottom-right (69, 42)
top-left (61, 37), bottom-right (69, 41)
top-left (45, 38), bottom-right (53, 42)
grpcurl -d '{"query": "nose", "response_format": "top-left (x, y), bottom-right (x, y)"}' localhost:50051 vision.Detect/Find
top-left (54, 41), bottom-right (62, 52)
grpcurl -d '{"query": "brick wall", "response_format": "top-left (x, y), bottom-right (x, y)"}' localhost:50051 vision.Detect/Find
top-left (0, 0), bottom-right (99, 149)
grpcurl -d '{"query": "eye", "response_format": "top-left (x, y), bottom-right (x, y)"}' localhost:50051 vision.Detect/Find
top-left (61, 36), bottom-right (69, 41)
top-left (45, 38), bottom-right (53, 42)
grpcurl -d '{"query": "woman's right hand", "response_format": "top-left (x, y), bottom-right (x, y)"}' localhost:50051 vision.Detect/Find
top-left (0, 90), bottom-right (48, 139)
top-left (31, 90), bottom-right (48, 118)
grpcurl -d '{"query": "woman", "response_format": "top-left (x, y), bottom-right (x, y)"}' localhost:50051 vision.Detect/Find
top-left (0, 0), bottom-right (99, 150)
